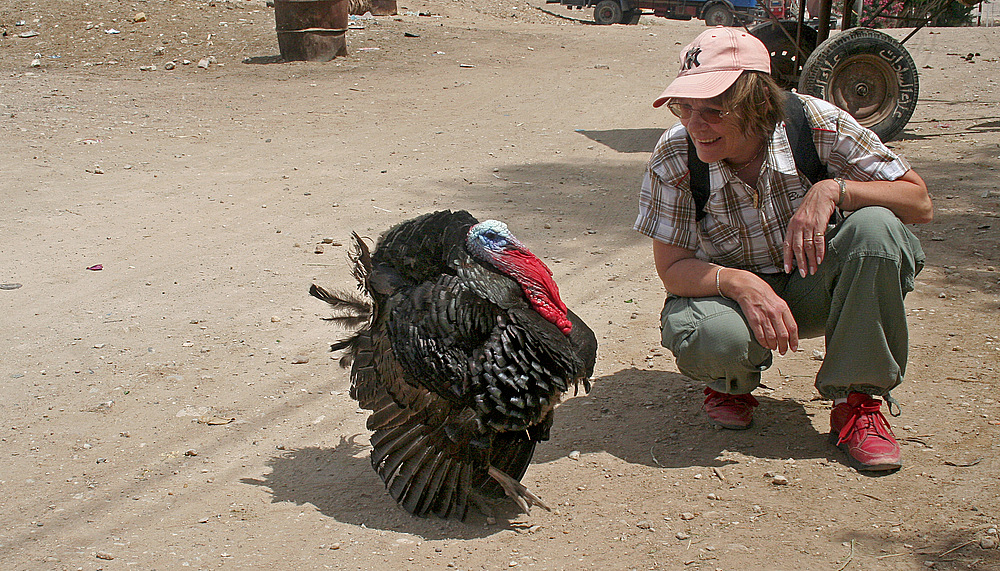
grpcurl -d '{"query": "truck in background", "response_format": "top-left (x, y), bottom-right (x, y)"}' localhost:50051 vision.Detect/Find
top-left (549, 0), bottom-right (780, 26)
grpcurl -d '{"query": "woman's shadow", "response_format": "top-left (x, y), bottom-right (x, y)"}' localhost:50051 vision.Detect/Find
top-left (531, 367), bottom-right (836, 468)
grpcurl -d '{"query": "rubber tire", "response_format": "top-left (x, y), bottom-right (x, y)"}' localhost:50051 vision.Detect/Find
top-left (798, 28), bottom-right (918, 142)
top-left (623, 9), bottom-right (641, 24)
top-left (702, 4), bottom-right (735, 26)
top-left (749, 20), bottom-right (818, 90)
top-left (594, 0), bottom-right (624, 24)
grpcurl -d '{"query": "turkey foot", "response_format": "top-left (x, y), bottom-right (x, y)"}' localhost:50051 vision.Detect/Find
top-left (487, 466), bottom-right (552, 514)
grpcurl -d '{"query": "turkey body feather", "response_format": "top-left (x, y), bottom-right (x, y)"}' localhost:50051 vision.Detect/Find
top-left (310, 210), bottom-right (597, 520)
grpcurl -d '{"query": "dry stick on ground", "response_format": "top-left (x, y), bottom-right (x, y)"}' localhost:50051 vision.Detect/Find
top-left (836, 539), bottom-right (855, 571)
top-left (938, 539), bottom-right (977, 557)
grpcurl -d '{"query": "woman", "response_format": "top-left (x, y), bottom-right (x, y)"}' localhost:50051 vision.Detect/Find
top-left (634, 27), bottom-right (932, 471)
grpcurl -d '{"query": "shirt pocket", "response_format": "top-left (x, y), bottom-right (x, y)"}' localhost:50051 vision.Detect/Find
top-left (699, 221), bottom-right (747, 267)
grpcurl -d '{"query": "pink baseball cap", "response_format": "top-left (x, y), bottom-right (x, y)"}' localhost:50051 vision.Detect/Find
top-left (653, 27), bottom-right (771, 108)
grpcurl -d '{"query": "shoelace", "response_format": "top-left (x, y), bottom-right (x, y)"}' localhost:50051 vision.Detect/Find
top-left (837, 399), bottom-right (895, 445)
top-left (704, 388), bottom-right (759, 408)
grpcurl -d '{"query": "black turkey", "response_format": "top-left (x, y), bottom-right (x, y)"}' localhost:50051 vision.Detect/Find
top-left (310, 210), bottom-right (597, 520)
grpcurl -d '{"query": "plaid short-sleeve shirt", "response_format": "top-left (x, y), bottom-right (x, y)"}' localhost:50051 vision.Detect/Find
top-left (633, 94), bottom-right (911, 274)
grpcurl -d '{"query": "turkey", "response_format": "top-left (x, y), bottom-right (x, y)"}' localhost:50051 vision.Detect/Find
top-left (310, 210), bottom-right (597, 520)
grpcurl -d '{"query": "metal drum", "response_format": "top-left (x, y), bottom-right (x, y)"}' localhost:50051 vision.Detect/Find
top-left (274, 0), bottom-right (349, 61)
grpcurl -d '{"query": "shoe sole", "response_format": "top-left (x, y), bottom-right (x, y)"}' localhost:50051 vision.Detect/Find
top-left (828, 432), bottom-right (902, 471)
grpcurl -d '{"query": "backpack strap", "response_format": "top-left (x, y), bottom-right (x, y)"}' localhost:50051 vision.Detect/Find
top-left (687, 93), bottom-right (828, 222)
top-left (782, 93), bottom-right (827, 186)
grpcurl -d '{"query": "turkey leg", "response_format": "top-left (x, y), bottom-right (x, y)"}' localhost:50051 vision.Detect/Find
top-left (487, 466), bottom-right (552, 514)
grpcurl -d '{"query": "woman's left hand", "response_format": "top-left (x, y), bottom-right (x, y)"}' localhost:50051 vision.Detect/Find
top-left (782, 178), bottom-right (840, 277)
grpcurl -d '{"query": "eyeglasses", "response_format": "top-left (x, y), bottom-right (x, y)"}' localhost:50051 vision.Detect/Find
top-left (666, 102), bottom-right (730, 124)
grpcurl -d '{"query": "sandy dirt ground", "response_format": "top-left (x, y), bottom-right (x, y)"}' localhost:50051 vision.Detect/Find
top-left (3, 1), bottom-right (1000, 569)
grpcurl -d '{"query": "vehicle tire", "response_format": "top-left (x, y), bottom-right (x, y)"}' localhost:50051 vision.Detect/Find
top-left (594, 0), bottom-right (623, 24)
top-left (750, 20), bottom-right (818, 90)
top-left (623, 9), bottom-right (641, 24)
top-left (798, 28), bottom-right (918, 142)
top-left (702, 4), bottom-right (735, 26)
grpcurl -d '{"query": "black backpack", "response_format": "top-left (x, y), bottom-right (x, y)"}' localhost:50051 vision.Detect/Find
top-left (687, 93), bottom-right (827, 222)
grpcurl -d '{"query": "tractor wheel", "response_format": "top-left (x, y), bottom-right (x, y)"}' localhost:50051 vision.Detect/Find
top-left (798, 28), bottom-right (918, 142)
top-left (750, 20), bottom-right (818, 91)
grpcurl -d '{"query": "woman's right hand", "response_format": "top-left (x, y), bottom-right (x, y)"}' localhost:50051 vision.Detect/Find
top-left (727, 269), bottom-right (799, 355)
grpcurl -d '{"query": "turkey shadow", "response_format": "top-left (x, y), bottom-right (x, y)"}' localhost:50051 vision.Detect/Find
top-left (533, 367), bottom-right (840, 469)
top-left (240, 435), bottom-right (519, 538)
top-left (573, 128), bottom-right (664, 154)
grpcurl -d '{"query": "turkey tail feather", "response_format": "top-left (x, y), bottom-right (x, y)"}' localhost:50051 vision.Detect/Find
top-left (309, 283), bottom-right (371, 323)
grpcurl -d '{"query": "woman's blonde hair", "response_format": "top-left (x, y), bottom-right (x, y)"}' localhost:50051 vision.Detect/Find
top-left (710, 71), bottom-right (786, 141)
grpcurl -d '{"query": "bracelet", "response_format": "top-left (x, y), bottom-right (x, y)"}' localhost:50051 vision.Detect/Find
top-left (835, 177), bottom-right (847, 208)
top-left (715, 266), bottom-right (729, 300)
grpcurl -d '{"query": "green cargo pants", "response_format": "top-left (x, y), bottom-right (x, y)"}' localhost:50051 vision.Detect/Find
top-left (660, 207), bottom-right (925, 400)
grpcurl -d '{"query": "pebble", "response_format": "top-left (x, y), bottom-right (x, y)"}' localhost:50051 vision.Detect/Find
top-left (676, 531), bottom-right (690, 540)
top-left (164, 61), bottom-right (176, 70)
top-left (291, 355), bottom-right (309, 364)
top-left (707, 493), bottom-right (719, 501)
top-left (134, 12), bottom-right (147, 22)
top-left (772, 475), bottom-right (789, 486)
top-left (198, 58), bottom-right (211, 69)
top-left (980, 536), bottom-right (998, 549)
top-left (636, 520), bottom-right (652, 529)
top-left (680, 512), bottom-right (695, 520)
top-left (139, 65), bottom-right (156, 72)
top-left (568, 450), bottom-right (580, 460)
top-left (30, 57), bottom-right (42, 68)
top-left (95, 551), bottom-right (114, 560)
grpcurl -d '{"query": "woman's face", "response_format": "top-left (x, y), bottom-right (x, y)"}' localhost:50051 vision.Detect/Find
top-left (675, 98), bottom-right (758, 165)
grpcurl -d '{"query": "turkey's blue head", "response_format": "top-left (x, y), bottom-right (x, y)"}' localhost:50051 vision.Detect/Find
top-left (467, 220), bottom-right (572, 334)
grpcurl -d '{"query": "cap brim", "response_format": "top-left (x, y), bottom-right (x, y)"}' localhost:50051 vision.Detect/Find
top-left (652, 69), bottom-right (743, 108)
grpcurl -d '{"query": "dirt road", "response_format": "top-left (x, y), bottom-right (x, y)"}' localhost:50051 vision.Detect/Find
top-left (2, 1), bottom-right (1000, 569)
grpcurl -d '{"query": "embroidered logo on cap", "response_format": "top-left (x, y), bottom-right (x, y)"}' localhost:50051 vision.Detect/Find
top-left (681, 47), bottom-right (702, 72)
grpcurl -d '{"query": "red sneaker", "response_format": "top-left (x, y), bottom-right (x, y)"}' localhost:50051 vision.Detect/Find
top-left (702, 387), bottom-right (758, 430)
top-left (830, 392), bottom-right (901, 471)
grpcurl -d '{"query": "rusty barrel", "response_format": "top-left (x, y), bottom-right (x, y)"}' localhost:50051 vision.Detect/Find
top-left (274, 0), bottom-right (348, 62)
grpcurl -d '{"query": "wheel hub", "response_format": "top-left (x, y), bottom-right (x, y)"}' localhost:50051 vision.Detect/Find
top-left (828, 54), bottom-right (897, 129)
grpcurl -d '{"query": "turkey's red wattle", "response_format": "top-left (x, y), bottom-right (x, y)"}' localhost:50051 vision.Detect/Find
top-left (499, 249), bottom-right (572, 334)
